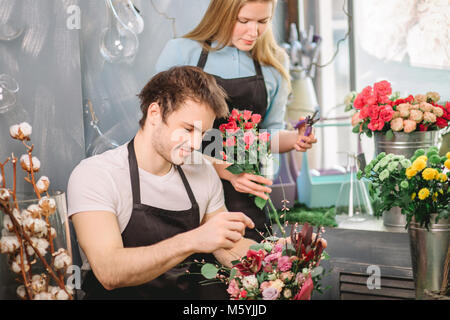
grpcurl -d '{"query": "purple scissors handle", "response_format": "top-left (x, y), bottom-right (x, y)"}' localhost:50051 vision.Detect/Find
top-left (294, 110), bottom-right (320, 136)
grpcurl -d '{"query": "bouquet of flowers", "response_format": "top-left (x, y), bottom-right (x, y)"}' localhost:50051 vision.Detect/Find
top-left (219, 109), bottom-right (285, 234)
top-left (0, 122), bottom-right (73, 300)
top-left (358, 147), bottom-right (450, 229)
top-left (345, 80), bottom-right (450, 138)
top-left (199, 223), bottom-right (329, 300)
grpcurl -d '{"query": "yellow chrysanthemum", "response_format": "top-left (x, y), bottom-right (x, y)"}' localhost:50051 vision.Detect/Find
top-left (416, 155), bottom-right (428, 162)
top-left (411, 193), bottom-right (416, 200)
top-left (445, 159), bottom-right (450, 170)
top-left (406, 167), bottom-right (418, 179)
top-left (422, 168), bottom-right (438, 180)
top-left (412, 159), bottom-right (427, 171)
top-left (418, 188), bottom-right (430, 200)
top-left (446, 152), bottom-right (450, 159)
top-left (437, 173), bottom-right (448, 182)
top-left (432, 192), bottom-right (438, 201)
top-left (439, 189), bottom-right (444, 195)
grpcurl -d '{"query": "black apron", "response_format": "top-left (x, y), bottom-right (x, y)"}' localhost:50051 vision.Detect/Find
top-left (82, 139), bottom-right (227, 299)
top-left (197, 43), bottom-right (271, 242)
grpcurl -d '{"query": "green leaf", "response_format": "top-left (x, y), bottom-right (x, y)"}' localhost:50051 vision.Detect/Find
top-left (352, 125), bottom-right (361, 133)
top-left (229, 268), bottom-right (237, 280)
top-left (226, 164), bottom-right (244, 175)
top-left (250, 243), bottom-right (265, 251)
top-left (322, 251), bottom-right (330, 260)
top-left (385, 129), bottom-right (394, 141)
top-left (231, 259), bottom-right (240, 266)
top-left (254, 196), bottom-right (267, 210)
top-left (201, 263), bottom-right (219, 280)
top-left (311, 266), bottom-right (324, 278)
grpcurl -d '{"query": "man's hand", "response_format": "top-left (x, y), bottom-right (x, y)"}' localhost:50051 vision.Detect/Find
top-left (190, 211), bottom-right (254, 253)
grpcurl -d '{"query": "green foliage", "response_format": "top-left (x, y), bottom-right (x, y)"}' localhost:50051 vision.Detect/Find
top-left (201, 263), bottom-right (219, 280)
top-left (271, 202), bottom-right (338, 227)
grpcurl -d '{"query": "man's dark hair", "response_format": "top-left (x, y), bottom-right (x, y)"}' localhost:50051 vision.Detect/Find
top-left (138, 66), bottom-right (229, 127)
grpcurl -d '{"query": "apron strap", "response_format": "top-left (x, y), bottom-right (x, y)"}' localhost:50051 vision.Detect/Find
top-left (197, 42), bottom-right (210, 69)
top-left (252, 58), bottom-right (264, 79)
top-left (175, 166), bottom-right (199, 210)
top-left (127, 138), bottom-right (141, 205)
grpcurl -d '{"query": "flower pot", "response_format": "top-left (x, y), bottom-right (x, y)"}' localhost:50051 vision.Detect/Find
top-left (408, 215), bottom-right (449, 300)
top-left (374, 131), bottom-right (439, 227)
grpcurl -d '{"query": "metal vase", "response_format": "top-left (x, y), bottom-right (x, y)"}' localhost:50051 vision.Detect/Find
top-left (408, 216), bottom-right (450, 299)
top-left (374, 131), bottom-right (439, 227)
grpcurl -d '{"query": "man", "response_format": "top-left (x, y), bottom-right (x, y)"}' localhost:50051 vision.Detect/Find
top-left (67, 66), bottom-right (256, 299)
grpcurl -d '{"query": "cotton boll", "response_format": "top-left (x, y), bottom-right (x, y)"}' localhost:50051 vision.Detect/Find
top-left (33, 292), bottom-right (53, 300)
top-left (26, 237), bottom-right (49, 256)
top-left (38, 196), bottom-right (56, 216)
top-left (16, 285), bottom-right (27, 299)
top-left (0, 188), bottom-right (10, 201)
top-left (9, 122), bottom-right (32, 141)
top-left (31, 274), bottom-right (47, 294)
top-left (3, 215), bottom-right (14, 232)
top-left (50, 227), bottom-right (56, 238)
top-left (26, 204), bottom-right (43, 218)
top-left (19, 155), bottom-right (40, 172)
top-left (12, 254), bottom-right (30, 274)
top-left (0, 236), bottom-right (20, 254)
top-left (36, 176), bottom-right (50, 194)
top-left (53, 249), bottom-right (71, 270)
top-left (23, 217), bottom-right (48, 238)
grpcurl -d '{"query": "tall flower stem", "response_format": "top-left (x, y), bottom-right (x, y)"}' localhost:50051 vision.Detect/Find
top-left (267, 197), bottom-right (285, 237)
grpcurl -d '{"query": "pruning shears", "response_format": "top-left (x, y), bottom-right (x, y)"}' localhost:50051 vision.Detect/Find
top-left (294, 110), bottom-right (320, 136)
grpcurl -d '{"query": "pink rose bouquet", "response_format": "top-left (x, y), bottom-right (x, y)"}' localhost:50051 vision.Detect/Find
top-left (346, 80), bottom-right (450, 138)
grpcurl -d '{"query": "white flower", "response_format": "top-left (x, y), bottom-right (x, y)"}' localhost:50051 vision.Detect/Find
top-left (0, 188), bottom-right (10, 201)
top-left (12, 254), bottom-right (30, 273)
top-left (20, 154), bottom-right (40, 172)
top-left (38, 196), bottom-right (56, 215)
top-left (283, 288), bottom-right (292, 299)
top-left (26, 237), bottom-right (49, 256)
top-left (53, 248), bottom-right (71, 270)
top-left (0, 236), bottom-right (20, 253)
top-left (36, 176), bottom-right (50, 193)
top-left (26, 204), bottom-right (43, 218)
top-left (242, 275), bottom-right (259, 290)
top-left (33, 292), bottom-right (53, 300)
top-left (3, 215), bottom-right (14, 232)
top-left (31, 274), bottom-right (47, 293)
top-left (50, 286), bottom-right (72, 300)
top-left (16, 285), bottom-right (27, 299)
top-left (23, 217), bottom-right (48, 238)
top-left (9, 122), bottom-right (32, 140)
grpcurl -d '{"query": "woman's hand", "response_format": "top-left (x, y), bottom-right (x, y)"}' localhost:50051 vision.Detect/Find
top-left (229, 172), bottom-right (273, 200)
top-left (294, 124), bottom-right (317, 152)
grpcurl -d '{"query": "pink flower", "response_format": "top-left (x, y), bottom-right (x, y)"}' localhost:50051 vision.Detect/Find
top-left (251, 114), bottom-right (262, 124)
top-left (403, 119), bottom-right (417, 133)
top-left (259, 131), bottom-right (270, 143)
top-left (243, 131), bottom-right (256, 146)
top-left (432, 107), bottom-right (444, 117)
top-left (219, 124), bottom-right (227, 133)
top-left (377, 95), bottom-right (391, 105)
top-left (260, 281), bottom-right (271, 291)
top-left (273, 243), bottom-right (283, 253)
top-left (414, 94), bottom-right (427, 103)
top-left (262, 287), bottom-right (280, 300)
top-left (226, 136), bottom-right (236, 147)
top-left (392, 111), bottom-right (401, 119)
top-left (423, 112), bottom-right (436, 123)
top-left (419, 102), bottom-right (433, 112)
top-left (234, 249), bottom-right (265, 276)
top-left (353, 94), bottom-right (365, 110)
top-left (390, 117), bottom-right (404, 132)
top-left (264, 251), bottom-right (281, 264)
top-left (379, 105), bottom-right (394, 122)
top-left (409, 109), bottom-right (423, 123)
top-left (231, 109), bottom-right (240, 120)
top-left (369, 105), bottom-right (382, 120)
top-left (227, 279), bottom-right (240, 298)
top-left (277, 256), bottom-right (292, 272)
top-left (397, 103), bottom-right (411, 118)
top-left (373, 80), bottom-right (392, 97)
top-left (359, 106), bottom-right (370, 119)
top-left (243, 110), bottom-right (252, 121)
top-left (244, 122), bottom-right (254, 130)
top-left (351, 112), bottom-right (362, 126)
top-left (293, 276), bottom-right (314, 300)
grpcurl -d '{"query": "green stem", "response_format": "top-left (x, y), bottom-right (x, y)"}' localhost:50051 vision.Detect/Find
top-left (267, 197), bottom-right (286, 237)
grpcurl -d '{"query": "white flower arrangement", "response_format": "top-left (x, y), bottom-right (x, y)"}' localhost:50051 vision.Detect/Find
top-left (0, 123), bottom-right (74, 300)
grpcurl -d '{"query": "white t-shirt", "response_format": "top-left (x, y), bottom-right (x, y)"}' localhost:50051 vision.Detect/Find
top-left (67, 143), bottom-right (225, 269)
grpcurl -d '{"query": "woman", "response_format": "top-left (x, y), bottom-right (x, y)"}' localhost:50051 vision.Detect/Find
top-left (156, 0), bottom-right (317, 241)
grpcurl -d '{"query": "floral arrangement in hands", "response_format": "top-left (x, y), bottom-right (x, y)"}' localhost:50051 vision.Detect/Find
top-left (358, 147), bottom-right (450, 229)
top-left (0, 122), bottom-right (73, 300)
top-left (198, 223), bottom-right (329, 300)
top-left (345, 80), bottom-right (450, 138)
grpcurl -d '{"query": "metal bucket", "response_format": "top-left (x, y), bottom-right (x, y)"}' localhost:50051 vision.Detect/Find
top-left (374, 131), bottom-right (439, 227)
top-left (408, 216), bottom-right (449, 299)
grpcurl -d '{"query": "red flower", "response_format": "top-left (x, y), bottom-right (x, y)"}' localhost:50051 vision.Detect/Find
top-left (251, 114), bottom-right (262, 124)
top-left (220, 151), bottom-right (227, 161)
top-left (379, 105), bottom-right (394, 122)
top-left (240, 290), bottom-right (247, 299)
top-left (244, 122), bottom-right (254, 130)
top-left (369, 105), bottom-right (382, 120)
top-left (353, 94), bottom-right (365, 109)
top-left (293, 276), bottom-right (314, 300)
top-left (436, 117), bottom-right (448, 129)
top-left (373, 80), bottom-right (392, 97)
top-left (219, 124), bottom-right (227, 133)
top-left (368, 118), bottom-right (385, 131)
top-left (359, 106), bottom-right (370, 119)
top-left (226, 120), bottom-right (238, 132)
top-left (243, 110), bottom-right (252, 121)
top-left (234, 249), bottom-right (265, 276)
top-left (231, 109), bottom-right (240, 120)
top-left (244, 131), bottom-right (256, 146)
top-left (419, 124), bottom-right (428, 131)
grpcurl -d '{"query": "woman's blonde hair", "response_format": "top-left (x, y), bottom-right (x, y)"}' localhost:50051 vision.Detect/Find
top-left (184, 0), bottom-right (291, 87)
